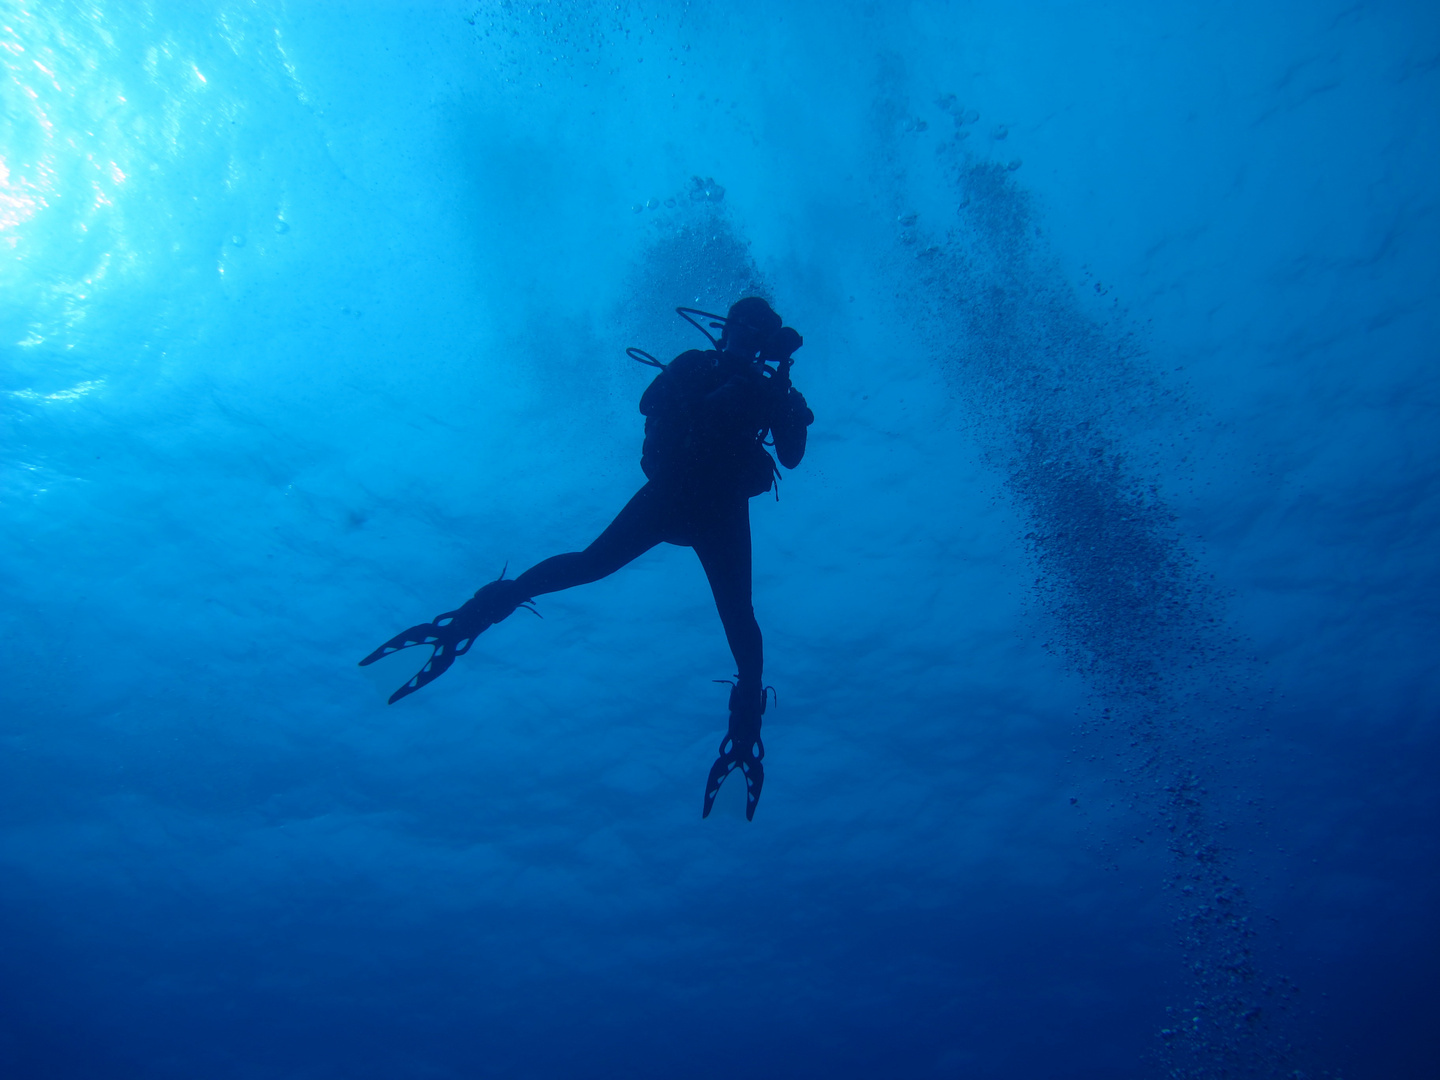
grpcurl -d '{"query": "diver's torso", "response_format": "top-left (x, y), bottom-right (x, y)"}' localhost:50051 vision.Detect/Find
top-left (640, 349), bottom-right (777, 498)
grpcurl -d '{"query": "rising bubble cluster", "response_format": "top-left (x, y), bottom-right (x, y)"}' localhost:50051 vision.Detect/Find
top-left (878, 87), bottom-right (1331, 1079)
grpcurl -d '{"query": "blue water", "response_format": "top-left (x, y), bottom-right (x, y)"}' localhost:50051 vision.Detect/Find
top-left (2, 2), bottom-right (1436, 1077)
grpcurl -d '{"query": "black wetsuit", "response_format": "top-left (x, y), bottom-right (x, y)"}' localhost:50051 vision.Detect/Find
top-left (361, 328), bottom-right (813, 819)
top-left (509, 346), bottom-right (813, 695)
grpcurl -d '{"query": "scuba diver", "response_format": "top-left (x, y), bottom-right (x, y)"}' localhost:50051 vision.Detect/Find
top-left (360, 297), bottom-right (814, 820)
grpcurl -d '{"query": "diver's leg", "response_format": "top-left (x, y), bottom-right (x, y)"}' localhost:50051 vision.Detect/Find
top-left (692, 499), bottom-right (763, 689)
top-left (693, 499), bottom-right (768, 820)
top-left (512, 482), bottom-right (668, 598)
top-left (364, 484), bottom-right (672, 704)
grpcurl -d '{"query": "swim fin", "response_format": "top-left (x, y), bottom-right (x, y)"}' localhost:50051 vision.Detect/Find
top-left (359, 573), bottom-right (534, 704)
top-left (702, 682), bottom-right (767, 821)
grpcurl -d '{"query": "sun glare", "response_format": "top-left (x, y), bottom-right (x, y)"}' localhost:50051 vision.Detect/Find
top-left (0, 157), bottom-right (42, 232)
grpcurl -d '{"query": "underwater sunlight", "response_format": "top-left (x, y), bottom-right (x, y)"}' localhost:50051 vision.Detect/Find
top-left (2, 2), bottom-right (1436, 1078)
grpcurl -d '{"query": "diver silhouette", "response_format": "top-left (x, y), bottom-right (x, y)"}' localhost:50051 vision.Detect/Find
top-left (360, 297), bottom-right (814, 820)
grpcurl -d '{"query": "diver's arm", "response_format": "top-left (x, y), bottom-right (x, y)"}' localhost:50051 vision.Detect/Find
top-left (771, 386), bottom-right (813, 469)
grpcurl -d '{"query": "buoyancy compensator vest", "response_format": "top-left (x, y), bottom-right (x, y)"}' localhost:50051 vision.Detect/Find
top-left (628, 304), bottom-right (812, 499)
top-left (639, 349), bottom-right (780, 498)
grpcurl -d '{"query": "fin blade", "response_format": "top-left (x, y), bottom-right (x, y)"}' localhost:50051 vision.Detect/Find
top-left (742, 758), bottom-right (765, 821)
top-left (702, 753), bottom-right (737, 819)
top-left (359, 622), bottom-right (441, 666)
top-left (384, 645), bottom-right (456, 704)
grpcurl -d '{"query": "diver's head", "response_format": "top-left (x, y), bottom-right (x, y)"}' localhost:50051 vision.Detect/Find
top-left (719, 296), bottom-right (783, 357)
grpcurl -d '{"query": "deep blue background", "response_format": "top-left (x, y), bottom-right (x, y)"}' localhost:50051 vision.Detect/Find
top-left (2, 2), bottom-right (1437, 1077)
